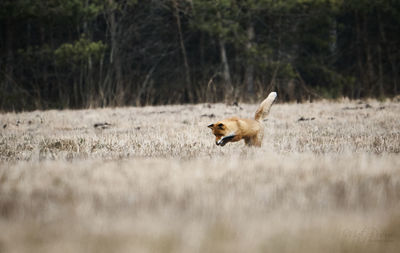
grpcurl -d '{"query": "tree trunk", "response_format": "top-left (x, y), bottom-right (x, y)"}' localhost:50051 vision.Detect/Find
top-left (106, 0), bottom-right (123, 105)
top-left (172, 0), bottom-right (192, 102)
top-left (378, 10), bottom-right (398, 95)
top-left (4, 19), bottom-right (14, 89)
top-left (377, 40), bottom-right (384, 98)
top-left (362, 12), bottom-right (375, 96)
top-left (219, 37), bottom-right (233, 100)
top-left (245, 23), bottom-right (255, 97)
top-left (215, 8), bottom-right (232, 101)
top-left (40, 26), bottom-right (48, 108)
top-left (355, 11), bottom-right (364, 98)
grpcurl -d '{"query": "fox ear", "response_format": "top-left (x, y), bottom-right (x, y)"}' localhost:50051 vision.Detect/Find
top-left (208, 124), bottom-right (214, 128)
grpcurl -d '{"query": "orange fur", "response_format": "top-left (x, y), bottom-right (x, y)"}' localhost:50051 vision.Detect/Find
top-left (208, 92), bottom-right (277, 147)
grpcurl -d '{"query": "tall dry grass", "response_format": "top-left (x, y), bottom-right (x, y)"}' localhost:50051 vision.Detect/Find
top-left (0, 99), bottom-right (400, 252)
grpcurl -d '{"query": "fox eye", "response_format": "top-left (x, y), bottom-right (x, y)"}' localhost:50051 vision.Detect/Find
top-left (218, 123), bottom-right (224, 129)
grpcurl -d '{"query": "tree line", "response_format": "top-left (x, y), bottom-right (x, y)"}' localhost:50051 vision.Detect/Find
top-left (1, 0), bottom-right (399, 111)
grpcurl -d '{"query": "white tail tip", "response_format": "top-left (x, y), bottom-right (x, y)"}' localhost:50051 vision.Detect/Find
top-left (268, 92), bottom-right (277, 99)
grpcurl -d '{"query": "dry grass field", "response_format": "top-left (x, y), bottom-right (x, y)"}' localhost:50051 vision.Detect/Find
top-left (1, 99), bottom-right (400, 253)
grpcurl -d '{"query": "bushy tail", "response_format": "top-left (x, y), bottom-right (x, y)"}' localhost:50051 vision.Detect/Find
top-left (254, 92), bottom-right (277, 121)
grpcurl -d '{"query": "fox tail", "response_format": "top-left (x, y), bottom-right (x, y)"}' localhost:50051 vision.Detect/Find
top-left (254, 92), bottom-right (277, 122)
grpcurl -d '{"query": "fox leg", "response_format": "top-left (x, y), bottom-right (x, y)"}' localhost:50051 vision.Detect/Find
top-left (252, 136), bottom-right (262, 147)
top-left (217, 133), bottom-right (236, 146)
top-left (244, 136), bottom-right (262, 147)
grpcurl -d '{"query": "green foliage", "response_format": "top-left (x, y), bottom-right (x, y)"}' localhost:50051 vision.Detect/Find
top-left (0, 0), bottom-right (103, 20)
top-left (1, 0), bottom-right (400, 110)
top-left (280, 64), bottom-right (297, 80)
top-left (54, 36), bottom-right (107, 66)
top-left (192, 0), bottom-right (239, 41)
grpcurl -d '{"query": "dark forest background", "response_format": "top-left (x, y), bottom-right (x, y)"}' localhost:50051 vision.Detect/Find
top-left (1, 0), bottom-right (399, 111)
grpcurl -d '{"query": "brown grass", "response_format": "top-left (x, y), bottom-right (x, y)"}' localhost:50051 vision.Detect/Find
top-left (0, 99), bottom-right (400, 252)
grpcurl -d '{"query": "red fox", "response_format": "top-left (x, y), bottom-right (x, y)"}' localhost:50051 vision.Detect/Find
top-left (208, 92), bottom-right (277, 147)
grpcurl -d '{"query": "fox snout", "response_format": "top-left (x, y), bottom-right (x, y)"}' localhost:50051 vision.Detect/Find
top-left (208, 123), bottom-right (235, 147)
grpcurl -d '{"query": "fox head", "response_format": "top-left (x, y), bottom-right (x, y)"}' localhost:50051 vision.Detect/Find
top-left (208, 122), bottom-right (235, 146)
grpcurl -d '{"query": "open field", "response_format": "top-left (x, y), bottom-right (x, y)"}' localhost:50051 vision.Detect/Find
top-left (1, 99), bottom-right (400, 252)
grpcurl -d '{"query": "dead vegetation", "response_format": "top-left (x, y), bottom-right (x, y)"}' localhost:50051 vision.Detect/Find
top-left (0, 99), bottom-right (400, 252)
